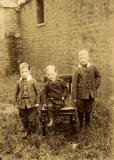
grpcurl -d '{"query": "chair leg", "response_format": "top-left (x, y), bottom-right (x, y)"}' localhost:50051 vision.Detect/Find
top-left (42, 115), bottom-right (46, 136)
top-left (70, 115), bottom-right (75, 134)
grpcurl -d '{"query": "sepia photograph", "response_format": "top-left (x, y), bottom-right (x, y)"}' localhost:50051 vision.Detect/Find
top-left (0, 0), bottom-right (113, 159)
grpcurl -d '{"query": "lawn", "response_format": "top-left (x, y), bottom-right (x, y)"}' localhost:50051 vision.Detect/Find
top-left (0, 75), bottom-right (112, 160)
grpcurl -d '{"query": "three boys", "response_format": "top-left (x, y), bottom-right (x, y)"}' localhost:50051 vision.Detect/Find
top-left (14, 49), bottom-right (101, 135)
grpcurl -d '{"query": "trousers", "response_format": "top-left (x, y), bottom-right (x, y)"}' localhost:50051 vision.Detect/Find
top-left (76, 95), bottom-right (94, 128)
top-left (47, 102), bottom-right (63, 119)
top-left (18, 107), bottom-right (38, 133)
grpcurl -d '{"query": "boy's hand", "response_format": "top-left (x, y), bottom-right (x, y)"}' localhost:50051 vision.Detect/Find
top-left (35, 103), bottom-right (40, 107)
top-left (42, 103), bottom-right (47, 109)
top-left (43, 103), bottom-right (47, 107)
top-left (72, 99), bottom-right (77, 104)
top-left (13, 102), bottom-right (17, 107)
top-left (62, 97), bottom-right (65, 101)
top-left (14, 103), bottom-right (18, 108)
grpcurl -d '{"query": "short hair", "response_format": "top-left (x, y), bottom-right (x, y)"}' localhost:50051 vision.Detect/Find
top-left (19, 62), bottom-right (30, 71)
top-left (78, 50), bottom-right (89, 56)
top-left (45, 65), bottom-right (56, 73)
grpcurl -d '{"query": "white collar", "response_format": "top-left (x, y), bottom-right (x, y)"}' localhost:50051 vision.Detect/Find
top-left (78, 62), bottom-right (91, 68)
top-left (20, 75), bottom-right (32, 81)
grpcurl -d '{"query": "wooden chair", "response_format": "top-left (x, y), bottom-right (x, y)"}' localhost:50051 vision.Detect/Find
top-left (41, 74), bottom-right (77, 136)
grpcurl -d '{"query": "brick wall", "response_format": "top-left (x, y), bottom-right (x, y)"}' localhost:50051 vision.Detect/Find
top-left (19, 0), bottom-right (74, 73)
top-left (19, 0), bottom-right (114, 102)
top-left (0, 8), bottom-right (5, 40)
top-left (4, 8), bottom-right (22, 73)
top-left (4, 8), bottom-right (19, 35)
top-left (0, 6), bottom-right (22, 74)
top-left (0, 8), bottom-right (9, 74)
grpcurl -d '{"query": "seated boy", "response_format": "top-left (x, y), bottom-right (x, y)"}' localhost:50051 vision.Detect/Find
top-left (14, 62), bottom-right (40, 138)
top-left (72, 50), bottom-right (101, 130)
top-left (42, 65), bottom-right (68, 127)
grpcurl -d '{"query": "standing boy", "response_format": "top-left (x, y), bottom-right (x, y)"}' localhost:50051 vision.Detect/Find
top-left (72, 50), bottom-right (101, 129)
top-left (42, 65), bottom-right (68, 127)
top-left (14, 62), bottom-right (40, 138)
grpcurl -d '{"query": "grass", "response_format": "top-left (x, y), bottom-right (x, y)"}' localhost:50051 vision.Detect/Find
top-left (0, 75), bottom-right (112, 160)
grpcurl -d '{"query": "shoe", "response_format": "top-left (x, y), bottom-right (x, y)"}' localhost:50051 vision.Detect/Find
top-left (47, 118), bottom-right (54, 127)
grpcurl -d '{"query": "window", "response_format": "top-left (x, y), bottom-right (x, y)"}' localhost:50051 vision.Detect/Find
top-left (36, 0), bottom-right (44, 24)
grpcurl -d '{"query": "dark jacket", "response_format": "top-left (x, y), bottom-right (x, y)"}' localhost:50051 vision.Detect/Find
top-left (42, 78), bottom-right (68, 105)
top-left (72, 64), bottom-right (101, 100)
top-left (14, 78), bottom-right (40, 109)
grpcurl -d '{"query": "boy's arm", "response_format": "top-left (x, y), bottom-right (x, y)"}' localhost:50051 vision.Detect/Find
top-left (72, 68), bottom-right (79, 101)
top-left (42, 83), bottom-right (48, 104)
top-left (93, 66), bottom-right (101, 89)
top-left (32, 79), bottom-right (41, 104)
top-left (14, 81), bottom-right (20, 105)
top-left (61, 80), bottom-right (69, 99)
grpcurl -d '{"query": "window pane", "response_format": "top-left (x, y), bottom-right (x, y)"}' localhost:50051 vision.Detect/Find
top-left (36, 0), bottom-right (44, 24)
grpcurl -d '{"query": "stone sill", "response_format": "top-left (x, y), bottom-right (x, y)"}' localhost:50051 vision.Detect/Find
top-left (36, 23), bottom-right (45, 27)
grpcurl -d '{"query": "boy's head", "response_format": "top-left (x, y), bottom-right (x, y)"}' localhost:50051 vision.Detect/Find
top-left (46, 65), bottom-right (57, 81)
top-left (78, 50), bottom-right (89, 66)
top-left (19, 62), bottom-right (31, 78)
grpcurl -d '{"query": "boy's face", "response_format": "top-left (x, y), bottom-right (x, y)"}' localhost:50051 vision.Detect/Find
top-left (47, 70), bottom-right (57, 81)
top-left (79, 54), bottom-right (89, 66)
top-left (20, 69), bottom-right (30, 78)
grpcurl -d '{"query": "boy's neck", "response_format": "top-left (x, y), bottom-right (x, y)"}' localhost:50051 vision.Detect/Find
top-left (50, 77), bottom-right (57, 82)
top-left (51, 78), bottom-right (57, 82)
top-left (82, 64), bottom-right (87, 68)
top-left (79, 62), bottom-right (91, 68)
top-left (20, 75), bottom-right (32, 81)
